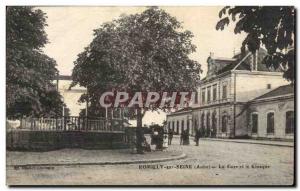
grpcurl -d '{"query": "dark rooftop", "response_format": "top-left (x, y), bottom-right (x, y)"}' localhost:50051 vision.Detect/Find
top-left (204, 48), bottom-right (281, 80)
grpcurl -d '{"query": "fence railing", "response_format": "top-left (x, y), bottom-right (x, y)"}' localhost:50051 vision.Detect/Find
top-left (7, 116), bottom-right (124, 132)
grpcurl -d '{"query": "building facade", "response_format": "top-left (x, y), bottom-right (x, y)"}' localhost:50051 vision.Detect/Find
top-left (247, 85), bottom-right (294, 140)
top-left (166, 108), bottom-right (192, 135)
top-left (166, 49), bottom-right (294, 140)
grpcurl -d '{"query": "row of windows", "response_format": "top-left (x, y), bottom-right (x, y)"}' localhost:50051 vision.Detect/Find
top-left (198, 113), bottom-right (228, 133)
top-left (167, 120), bottom-right (190, 134)
top-left (201, 83), bottom-right (227, 104)
top-left (169, 113), bottom-right (229, 134)
top-left (251, 111), bottom-right (294, 135)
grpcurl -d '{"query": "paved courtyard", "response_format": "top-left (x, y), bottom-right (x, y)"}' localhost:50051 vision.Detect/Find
top-left (6, 137), bottom-right (294, 186)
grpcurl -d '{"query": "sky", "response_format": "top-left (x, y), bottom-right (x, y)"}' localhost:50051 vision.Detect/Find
top-left (39, 6), bottom-right (246, 125)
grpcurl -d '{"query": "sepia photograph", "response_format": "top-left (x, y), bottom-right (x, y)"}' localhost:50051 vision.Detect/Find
top-left (5, 5), bottom-right (295, 186)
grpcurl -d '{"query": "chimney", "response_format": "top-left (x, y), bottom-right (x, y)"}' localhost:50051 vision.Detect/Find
top-left (207, 52), bottom-right (214, 77)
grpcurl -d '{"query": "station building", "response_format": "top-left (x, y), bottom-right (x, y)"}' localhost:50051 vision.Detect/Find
top-left (166, 49), bottom-right (294, 140)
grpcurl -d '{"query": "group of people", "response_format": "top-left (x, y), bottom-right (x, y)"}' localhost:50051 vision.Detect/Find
top-left (167, 128), bottom-right (204, 146)
top-left (148, 127), bottom-right (206, 152)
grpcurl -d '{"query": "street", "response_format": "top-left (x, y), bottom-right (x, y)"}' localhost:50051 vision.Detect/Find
top-left (7, 137), bottom-right (294, 185)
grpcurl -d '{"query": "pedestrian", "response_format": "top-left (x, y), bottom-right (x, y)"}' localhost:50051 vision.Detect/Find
top-left (163, 134), bottom-right (168, 150)
top-left (181, 129), bottom-right (189, 145)
top-left (195, 128), bottom-right (201, 146)
top-left (184, 130), bottom-right (190, 145)
top-left (168, 129), bottom-right (173, 145)
top-left (180, 130), bottom-right (184, 145)
top-left (151, 130), bottom-right (158, 145)
top-left (141, 135), bottom-right (151, 152)
top-left (156, 130), bottom-right (164, 150)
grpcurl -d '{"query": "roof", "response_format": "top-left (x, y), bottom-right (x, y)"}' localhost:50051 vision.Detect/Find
top-left (167, 107), bottom-right (192, 116)
top-left (204, 48), bottom-right (282, 80)
top-left (254, 84), bottom-right (294, 100)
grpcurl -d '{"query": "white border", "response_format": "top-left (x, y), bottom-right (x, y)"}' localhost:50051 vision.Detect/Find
top-left (1, 0), bottom-right (299, 191)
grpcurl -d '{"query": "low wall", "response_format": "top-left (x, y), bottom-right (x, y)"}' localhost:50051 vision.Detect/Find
top-left (7, 130), bottom-right (129, 151)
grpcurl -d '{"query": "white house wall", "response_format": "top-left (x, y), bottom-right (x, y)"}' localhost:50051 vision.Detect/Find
top-left (234, 71), bottom-right (289, 102)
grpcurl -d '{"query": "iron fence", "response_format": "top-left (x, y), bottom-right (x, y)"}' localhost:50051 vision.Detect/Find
top-left (7, 116), bottom-right (124, 132)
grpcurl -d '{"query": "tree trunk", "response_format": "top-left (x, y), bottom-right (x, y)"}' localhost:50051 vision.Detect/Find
top-left (136, 108), bottom-right (144, 154)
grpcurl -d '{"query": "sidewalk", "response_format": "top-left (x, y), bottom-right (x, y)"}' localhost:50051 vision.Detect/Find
top-left (201, 138), bottom-right (294, 147)
top-left (172, 135), bottom-right (293, 147)
top-left (7, 148), bottom-right (186, 167)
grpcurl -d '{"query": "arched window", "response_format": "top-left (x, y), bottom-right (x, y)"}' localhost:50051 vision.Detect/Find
top-left (194, 119), bottom-right (198, 132)
top-left (285, 111), bottom-right (294, 134)
top-left (206, 112), bottom-right (210, 130)
top-left (212, 111), bottom-right (217, 129)
top-left (222, 115), bottom-right (227, 133)
top-left (251, 113), bottom-right (258, 134)
top-left (201, 113), bottom-right (205, 129)
top-left (172, 121), bottom-right (175, 132)
top-left (267, 112), bottom-right (275, 134)
top-left (212, 111), bottom-right (217, 137)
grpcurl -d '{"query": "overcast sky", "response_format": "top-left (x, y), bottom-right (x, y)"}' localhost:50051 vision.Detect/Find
top-left (39, 6), bottom-right (246, 125)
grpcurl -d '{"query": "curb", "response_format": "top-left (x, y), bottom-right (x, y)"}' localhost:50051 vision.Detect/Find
top-left (202, 138), bottom-right (294, 148)
top-left (8, 153), bottom-right (187, 168)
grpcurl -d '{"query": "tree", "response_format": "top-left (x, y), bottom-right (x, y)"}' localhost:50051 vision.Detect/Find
top-left (216, 6), bottom-right (295, 82)
top-left (6, 7), bottom-right (64, 118)
top-left (71, 7), bottom-right (201, 153)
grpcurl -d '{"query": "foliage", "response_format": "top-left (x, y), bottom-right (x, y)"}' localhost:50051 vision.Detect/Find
top-left (71, 7), bottom-right (201, 153)
top-left (216, 6), bottom-right (295, 82)
top-left (6, 7), bottom-right (64, 118)
top-left (71, 7), bottom-right (201, 110)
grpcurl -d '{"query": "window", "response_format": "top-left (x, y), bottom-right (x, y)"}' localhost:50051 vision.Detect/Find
top-left (168, 122), bottom-right (170, 130)
top-left (267, 84), bottom-right (271, 89)
top-left (222, 84), bottom-right (227, 99)
top-left (176, 121), bottom-right (179, 134)
top-left (172, 121), bottom-right (175, 131)
top-left (207, 86), bottom-right (211, 103)
top-left (222, 115), bottom-right (227, 132)
top-left (206, 113), bottom-right (210, 130)
top-left (286, 111), bottom-right (294, 134)
top-left (267, 112), bottom-right (275, 134)
top-left (187, 120), bottom-right (190, 133)
top-left (201, 113), bottom-right (205, 129)
top-left (251, 113), bottom-right (258, 134)
top-left (201, 88), bottom-right (206, 104)
top-left (212, 111), bottom-right (217, 130)
top-left (181, 120), bottom-right (185, 132)
top-left (194, 91), bottom-right (198, 104)
top-left (213, 84), bottom-right (217, 101)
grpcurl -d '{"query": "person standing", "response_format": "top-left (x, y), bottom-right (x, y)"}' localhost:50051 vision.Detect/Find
top-left (163, 134), bottom-right (168, 149)
top-left (180, 131), bottom-right (184, 145)
top-left (195, 128), bottom-right (201, 146)
top-left (182, 130), bottom-right (190, 145)
top-left (168, 129), bottom-right (173, 145)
